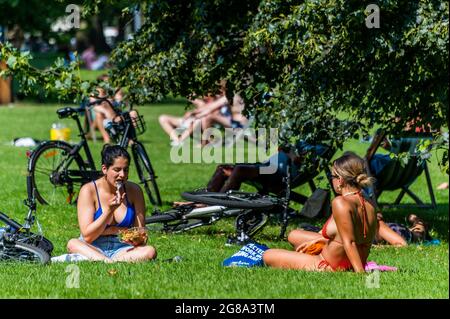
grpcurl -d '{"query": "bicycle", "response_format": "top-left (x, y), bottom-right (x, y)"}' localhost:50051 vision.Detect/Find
top-left (144, 155), bottom-right (335, 244)
top-left (0, 175), bottom-right (53, 264)
top-left (27, 98), bottom-right (162, 210)
top-left (145, 170), bottom-right (298, 245)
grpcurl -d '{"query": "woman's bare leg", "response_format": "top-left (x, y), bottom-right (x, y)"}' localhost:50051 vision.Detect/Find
top-left (158, 115), bottom-right (182, 141)
top-left (179, 118), bottom-right (201, 142)
top-left (67, 238), bottom-right (111, 262)
top-left (206, 164), bottom-right (235, 192)
top-left (112, 245), bottom-right (157, 262)
top-left (94, 113), bottom-right (111, 143)
top-left (263, 249), bottom-right (326, 271)
top-left (220, 165), bottom-right (259, 192)
top-left (287, 229), bottom-right (324, 250)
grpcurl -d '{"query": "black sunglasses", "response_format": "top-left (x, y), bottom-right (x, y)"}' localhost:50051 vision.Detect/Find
top-left (327, 171), bottom-right (339, 180)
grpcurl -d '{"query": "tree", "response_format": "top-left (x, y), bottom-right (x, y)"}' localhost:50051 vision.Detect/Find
top-left (108, 0), bottom-right (448, 158)
top-left (0, 0), bottom-right (67, 34)
top-left (1, 0), bottom-right (448, 167)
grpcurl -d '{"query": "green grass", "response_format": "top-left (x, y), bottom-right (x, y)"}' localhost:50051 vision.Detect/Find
top-left (0, 102), bottom-right (448, 298)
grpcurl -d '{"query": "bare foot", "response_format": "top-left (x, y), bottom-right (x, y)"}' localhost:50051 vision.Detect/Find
top-left (437, 182), bottom-right (449, 190)
top-left (173, 201), bottom-right (207, 208)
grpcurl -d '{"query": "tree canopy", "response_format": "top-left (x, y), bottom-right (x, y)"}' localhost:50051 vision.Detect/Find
top-left (1, 0), bottom-right (448, 166)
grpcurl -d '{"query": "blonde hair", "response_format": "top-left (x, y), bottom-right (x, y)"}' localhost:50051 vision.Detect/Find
top-left (332, 151), bottom-right (375, 189)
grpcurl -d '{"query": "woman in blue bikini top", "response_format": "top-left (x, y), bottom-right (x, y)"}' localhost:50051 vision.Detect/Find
top-left (66, 145), bottom-right (156, 263)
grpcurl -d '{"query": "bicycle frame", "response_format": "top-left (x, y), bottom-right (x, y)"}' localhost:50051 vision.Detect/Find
top-left (69, 108), bottom-right (97, 171)
top-left (28, 98), bottom-right (161, 208)
top-left (146, 189), bottom-right (292, 245)
top-left (146, 164), bottom-right (300, 244)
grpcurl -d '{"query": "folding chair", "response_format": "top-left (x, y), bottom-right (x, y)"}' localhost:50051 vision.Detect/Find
top-left (246, 145), bottom-right (336, 205)
top-left (243, 145), bottom-right (335, 238)
top-left (365, 130), bottom-right (436, 209)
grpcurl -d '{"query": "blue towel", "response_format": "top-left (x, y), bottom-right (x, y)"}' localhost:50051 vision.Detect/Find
top-left (223, 242), bottom-right (269, 267)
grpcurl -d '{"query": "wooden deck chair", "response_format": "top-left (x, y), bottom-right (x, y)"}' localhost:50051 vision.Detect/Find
top-left (245, 145), bottom-right (336, 205)
top-left (365, 130), bottom-right (437, 209)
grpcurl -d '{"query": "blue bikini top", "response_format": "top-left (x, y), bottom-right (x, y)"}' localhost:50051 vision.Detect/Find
top-left (92, 180), bottom-right (136, 228)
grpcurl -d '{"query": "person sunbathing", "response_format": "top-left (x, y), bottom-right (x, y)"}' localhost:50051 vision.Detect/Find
top-left (263, 152), bottom-right (377, 272)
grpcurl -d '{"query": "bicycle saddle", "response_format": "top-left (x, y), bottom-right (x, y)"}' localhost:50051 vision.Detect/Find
top-left (56, 107), bottom-right (80, 119)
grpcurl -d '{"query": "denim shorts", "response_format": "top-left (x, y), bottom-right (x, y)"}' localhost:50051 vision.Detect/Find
top-left (80, 235), bottom-right (133, 259)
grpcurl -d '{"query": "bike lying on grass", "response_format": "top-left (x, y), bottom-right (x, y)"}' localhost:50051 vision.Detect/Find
top-left (27, 98), bottom-right (162, 210)
top-left (145, 187), bottom-right (300, 245)
top-left (0, 176), bottom-right (53, 264)
top-left (145, 159), bottom-right (333, 244)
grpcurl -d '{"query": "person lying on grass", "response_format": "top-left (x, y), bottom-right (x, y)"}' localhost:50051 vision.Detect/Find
top-left (263, 152), bottom-right (377, 272)
top-left (374, 213), bottom-right (431, 246)
top-left (67, 145), bottom-right (156, 262)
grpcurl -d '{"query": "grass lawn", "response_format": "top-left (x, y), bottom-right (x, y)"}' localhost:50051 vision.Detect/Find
top-left (0, 102), bottom-right (448, 299)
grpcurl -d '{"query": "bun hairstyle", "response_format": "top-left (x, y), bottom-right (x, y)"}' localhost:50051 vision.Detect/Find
top-left (101, 144), bottom-right (130, 168)
top-left (332, 151), bottom-right (376, 189)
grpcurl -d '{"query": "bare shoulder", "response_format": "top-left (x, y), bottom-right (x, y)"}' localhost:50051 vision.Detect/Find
top-left (79, 181), bottom-right (94, 198)
top-left (331, 196), bottom-right (352, 217)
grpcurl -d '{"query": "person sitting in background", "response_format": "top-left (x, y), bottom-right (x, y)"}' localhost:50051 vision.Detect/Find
top-left (263, 152), bottom-right (377, 272)
top-left (206, 140), bottom-right (327, 194)
top-left (88, 85), bottom-right (117, 143)
top-left (190, 86), bottom-right (248, 147)
top-left (367, 117), bottom-right (434, 177)
top-left (66, 145), bottom-right (157, 262)
top-left (158, 94), bottom-right (215, 146)
top-left (159, 81), bottom-right (248, 147)
top-left (88, 75), bottom-right (137, 143)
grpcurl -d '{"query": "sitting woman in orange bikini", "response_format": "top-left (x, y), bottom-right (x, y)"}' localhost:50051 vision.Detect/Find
top-left (263, 152), bottom-right (377, 272)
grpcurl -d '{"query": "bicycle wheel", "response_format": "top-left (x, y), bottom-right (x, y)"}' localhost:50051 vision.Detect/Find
top-left (145, 210), bottom-right (207, 233)
top-left (18, 234), bottom-right (54, 255)
top-left (29, 142), bottom-right (86, 205)
top-left (145, 211), bottom-right (180, 224)
top-left (0, 242), bottom-right (50, 264)
top-left (133, 142), bottom-right (162, 207)
top-left (181, 191), bottom-right (275, 209)
top-left (145, 210), bottom-right (181, 232)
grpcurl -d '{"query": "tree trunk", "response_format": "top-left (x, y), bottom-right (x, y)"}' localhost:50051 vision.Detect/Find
top-left (0, 61), bottom-right (13, 105)
top-left (117, 15), bottom-right (126, 43)
top-left (89, 15), bottom-right (110, 54)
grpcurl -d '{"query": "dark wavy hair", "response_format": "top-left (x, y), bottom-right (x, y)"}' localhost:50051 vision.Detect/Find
top-left (101, 144), bottom-right (130, 168)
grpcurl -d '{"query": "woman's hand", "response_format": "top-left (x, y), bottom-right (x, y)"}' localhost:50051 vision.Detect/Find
top-left (193, 107), bottom-right (211, 119)
top-left (296, 237), bottom-right (327, 253)
top-left (105, 191), bottom-right (126, 214)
